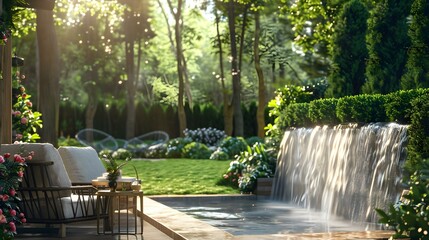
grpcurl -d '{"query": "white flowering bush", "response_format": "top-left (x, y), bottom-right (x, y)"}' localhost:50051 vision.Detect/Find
top-left (166, 137), bottom-right (193, 158)
top-left (112, 148), bottom-right (132, 160)
top-left (183, 127), bottom-right (226, 147)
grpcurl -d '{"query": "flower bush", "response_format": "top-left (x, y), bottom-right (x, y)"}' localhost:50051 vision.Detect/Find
top-left (144, 144), bottom-right (167, 158)
top-left (183, 127), bottom-right (226, 147)
top-left (210, 137), bottom-right (248, 160)
top-left (376, 159), bottom-right (429, 239)
top-left (165, 137), bottom-right (193, 158)
top-left (222, 143), bottom-right (276, 193)
top-left (182, 142), bottom-right (212, 159)
top-left (0, 151), bottom-right (33, 239)
top-left (112, 148), bottom-right (133, 160)
top-left (12, 72), bottom-right (42, 143)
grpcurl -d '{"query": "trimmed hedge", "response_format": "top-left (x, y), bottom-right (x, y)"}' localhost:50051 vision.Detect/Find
top-left (278, 88), bottom-right (429, 130)
top-left (276, 88), bottom-right (429, 176)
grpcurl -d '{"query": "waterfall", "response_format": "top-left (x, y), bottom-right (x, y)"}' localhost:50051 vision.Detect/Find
top-left (271, 123), bottom-right (408, 223)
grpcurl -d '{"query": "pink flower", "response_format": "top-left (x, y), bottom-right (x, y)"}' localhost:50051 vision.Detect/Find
top-left (0, 209), bottom-right (3, 215)
top-left (13, 111), bottom-right (21, 116)
top-left (9, 189), bottom-right (15, 197)
top-left (3, 153), bottom-right (10, 159)
top-left (19, 86), bottom-right (25, 92)
top-left (1, 194), bottom-right (9, 202)
top-left (0, 215), bottom-right (6, 224)
top-left (19, 213), bottom-right (24, 218)
top-left (0, 156), bottom-right (4, 164)
top-left (21, 218), bottom-right (26, 223)
top-left (22, 93), bottom-right (27, 99)
top-left (15, 134), bottom-right (22, 140)
top-left (25, 101), bottom-right (32, 107)
top-left (27, 155), bottom-right (32, 161)
top-left (17, 171), bottom-right (24, 178)
top-left (20, 117), bottom-right (28, 124)
top-left (9, 222), bottom-right (16, 232)
top-left (14, 154), bottom-right (24, 163)
top-left (9, 209), bottom-right (16, 217)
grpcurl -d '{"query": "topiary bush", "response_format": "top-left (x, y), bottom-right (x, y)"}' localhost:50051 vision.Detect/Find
top-left (385, 88), bottom-right (429, 123)
top-left (336, 94), bottom-right (387, 123)
top-left (182, 142), bottom-right (212, 159)
top-left (308, 98), bottom-right (339, 125)
top-left (405, 92), bottom-right (429, 176)
top-left (165, 137), bottom-right (193, 158)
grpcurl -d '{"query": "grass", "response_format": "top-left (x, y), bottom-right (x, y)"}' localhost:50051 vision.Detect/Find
top-left (120, 159), bottom-right (240, 195)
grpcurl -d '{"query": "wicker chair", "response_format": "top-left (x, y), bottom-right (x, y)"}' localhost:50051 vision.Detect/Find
top-left (0, 143), bottom-right (109, 238)
top-left (126, 131), bottom-right (169, 154)
top-left (75, 128), bottom-right (119, 152)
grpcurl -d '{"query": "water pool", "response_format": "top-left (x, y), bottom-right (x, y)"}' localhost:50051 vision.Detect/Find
top-left (154, 195), bottom-right (381, 236)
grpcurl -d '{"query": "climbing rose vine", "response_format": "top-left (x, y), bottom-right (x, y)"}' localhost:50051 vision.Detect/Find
top-left (0, 151), bottom-right (32, 239)
top-left (12, 71), bottom-right (42, 143)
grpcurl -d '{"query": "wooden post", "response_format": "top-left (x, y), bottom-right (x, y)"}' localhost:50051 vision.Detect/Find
top-left (0, 37), bottom-right (12, 144)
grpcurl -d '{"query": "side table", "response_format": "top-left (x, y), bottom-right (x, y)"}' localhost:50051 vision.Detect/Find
top-left (96, 190), bottom-right (144, 236)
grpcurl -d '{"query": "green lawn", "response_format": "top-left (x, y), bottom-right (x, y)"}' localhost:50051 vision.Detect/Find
top-left (120, 159), bottom-right (240, 195)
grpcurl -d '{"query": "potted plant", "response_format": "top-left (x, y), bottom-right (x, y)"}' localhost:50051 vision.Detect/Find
top-left (103, 155), bottom-right (130, 192)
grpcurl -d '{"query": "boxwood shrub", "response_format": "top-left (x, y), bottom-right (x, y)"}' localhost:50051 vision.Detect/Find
top-left (276, 88), bottom-right (429, 131)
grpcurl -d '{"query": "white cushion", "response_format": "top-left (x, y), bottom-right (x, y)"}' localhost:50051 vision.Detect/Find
top-left (1, 143), bottom-right (72, 188)
top-left (58, 146), bottom-right (106, 184)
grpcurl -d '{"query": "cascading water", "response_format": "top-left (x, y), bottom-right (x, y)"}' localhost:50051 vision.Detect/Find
top-left (271, 123), bottom-right (408, 224)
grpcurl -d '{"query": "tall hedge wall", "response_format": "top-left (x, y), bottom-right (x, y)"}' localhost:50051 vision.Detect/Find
top-left (59, 102), bottom-right (267, 139)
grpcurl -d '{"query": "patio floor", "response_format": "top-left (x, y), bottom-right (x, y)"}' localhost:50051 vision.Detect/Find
top-left (15, 196), bottom-right (394, 240)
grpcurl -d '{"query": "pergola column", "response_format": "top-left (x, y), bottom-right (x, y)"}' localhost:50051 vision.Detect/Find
top-left (0, 0), bottom-right (55, 144)
top-left (0, 37), bottom-right (12, 144)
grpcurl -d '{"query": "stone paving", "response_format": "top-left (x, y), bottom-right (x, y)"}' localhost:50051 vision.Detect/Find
top-left (16, 195), bottom-right (394, 240)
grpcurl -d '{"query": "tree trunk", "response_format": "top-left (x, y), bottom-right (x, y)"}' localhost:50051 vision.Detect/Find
top-left (169, 0), bottom-right (187, 136)
top-left (36, 9), bottom-right (60, 146)
top-left (124, 6), bottom-right (136, 139)
top-left (254, 12), bottom-right (265, 138)
top-left (84, 71), bottom-right (98, 131)
top-left (125, 37), bottom-right (136, 139)
top-left (227, 0), bottom-right (243, 136)
top-left (215, 7), bottom-right (233, 136)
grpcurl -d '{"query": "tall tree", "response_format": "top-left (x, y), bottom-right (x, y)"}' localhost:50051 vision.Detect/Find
top-left (213, 4), bottom-right (233, 136)
top-left (224, 0), bottom-right (250, 136)
top-left (327, 0), bottom-right (369, 97)
top-left (36, 8), bottom-right (60, 146)
top-left (166, 0), bottom-right (187, 136)
top-left (401, 0), bottom-right (429, 90)
top-left (363, 0), bottom-right (411, 94)
top-left (253, 10), bottom-right (265, 138)
top-left (120, 0), bottom-right (153, 139)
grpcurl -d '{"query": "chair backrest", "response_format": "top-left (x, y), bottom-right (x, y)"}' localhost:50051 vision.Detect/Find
top-left (1, 143), bottom-right (72, 188)
top-left (75, 128), bottom-right (118, 152)
top-left (58, 146), bottom-right (106, 184)
top-left (0, 143), bottom-right (72, 196)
